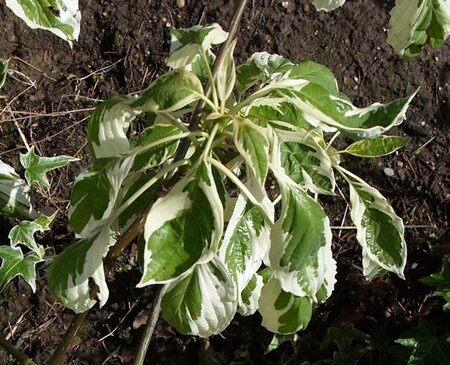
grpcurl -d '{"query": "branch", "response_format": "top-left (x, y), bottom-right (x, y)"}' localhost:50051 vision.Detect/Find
top-left (0, 333), bottom-right (39, 365)
top-left (132, 286), bottom-right (163, 365)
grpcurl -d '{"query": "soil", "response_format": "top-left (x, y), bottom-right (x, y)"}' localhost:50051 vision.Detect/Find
top-left (0, 0), bottom-right (449, 364)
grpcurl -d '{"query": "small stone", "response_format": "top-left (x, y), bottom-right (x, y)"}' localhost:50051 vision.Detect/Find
top-left (383, 167), bottom-right (395, 177)
top-left (411, 262), bottom-right (418, 270)
top-left (176, 0), bottom-right (185, 8)
top-left (397, 161), bottom-right (404, 168)
top-left (281, 1), bottom-right (289, 8)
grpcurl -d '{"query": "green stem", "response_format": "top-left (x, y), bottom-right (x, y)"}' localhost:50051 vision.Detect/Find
top-left (111, 159), bottom-right (190, 222)
top-left (206, 156), bottom-right (273, 226)
top-left (0, 333), bottom-right (38, 365)
top-left (198, 45), bottom-right (219, 108)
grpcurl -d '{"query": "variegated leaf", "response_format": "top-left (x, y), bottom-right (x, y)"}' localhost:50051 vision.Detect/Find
top-left (216, 38), bottom-right (236, 106)
top-left (344, 135), bottom-right (409, 157)
top-left (160, 256), bottom-right (237, 337)
top-left (269, 136), bottom-right (336, 300)
top-left (219, 194), bottom-right (270, 315)
top-left (312, 0), bottom-right (346, 12)
top-left (131, 70), bottom-right (203, 113)
top-left (20, 146), bottom-right (78, 188)
top-left (344, 169), bottom-right (407, 279)
top-left (236, 52), bottom-right (294, 93)
top-left (167, 23), bottom-right (228, 69)
top-left (259, 278), bottom-right (313, 335)
top-left (0, 159), bottom-right (35, 219)
top-left (276, 129), bottom-right (335, 195)
top-left (9, 212), bottom-right (56, 257)
top-left (234, 118), bottom-right (269, 186)
top-left (138, 163), bottom-right (223, 286)
top-left (0, 247), bottom-right (41, 292)
top-left (239, 273), bottom-right (264, 316)
top-left (69, 157), bottom-right (134, 236)
top-left (278, 84), bottom-right (417, 140)
top-left (269, 176), bottom-right (336, 300)
top-left (88, 96), bottom-right (138, 160)
top-left (388, 0), bottom-right (450, 57)
top-left (132, 124), bottom-right (181, 172)
top-left (5, 0), bottom-right (81, 46)
top-left (48, 228), bottom-right (115, 313)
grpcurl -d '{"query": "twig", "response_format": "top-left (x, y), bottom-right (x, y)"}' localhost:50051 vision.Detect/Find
top-left (132, 286), bottom-right (163, 365)
top-left (0, 333), bottom-right (39, 365)
top-left (46, 311), bottom-right (88, 365)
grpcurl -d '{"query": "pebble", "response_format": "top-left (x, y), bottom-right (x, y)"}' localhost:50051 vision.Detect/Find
top-left (383, 167), bottom-right (395, 177)
top-left (176, 0), bottom-right (185, 8)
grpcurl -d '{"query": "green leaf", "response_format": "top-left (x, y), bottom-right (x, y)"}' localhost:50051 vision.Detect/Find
top-left (216, 38), bottom-right (236, 106)
top-left (167, 23), bottom-right (228, 69)
top-left (20, 146), bottom-right (78, 188)
top-left (132, 124), bottom-right (181, 172)
top-left (264, 333), bottom-right (299, 354)
top-left (131, 69), bottom-right (204, 113)
top-left (387, 0), bottom-right (450, 57)
top-left (48, 228), bottom-right (115, 313)
top-left (396, 319), bottom-right (450, 365)
top-left (234, 118), bottom-right (269, 186)
top-left (88, 96), bottom-right (139, 160)
top-left (344, 136), bottom-right (409, 157)
top-left (277, 129), bottom-right (336, 195)
top-left (219, 195), bottom-right (270, 315)
top-left (344, 169), bottom-right (407, 279)
top-left (259, 278), bottom-right (313, 334)
top-left (69, 157), bottom-right (133, 236)
top-left (0, 159), bottom-right (35, 219)
top-left (320, 325), bottom-right (370, 359)
top-left (161, 256), bottom-right (237, 337)
top-left (5, 0), bottom-right (81, 46)
top-left (0, 246), bottom-right (41, 292)
top-left (9, 212), bottom-right (56, 256)
top-left (421, 258), bottom-right (450, 311)
top-left (138, 163), bottom-right (223, 286)
top-left (312, 0), bottom-right (346, 12)
top-left (0, 58), bottom-right (8, 89)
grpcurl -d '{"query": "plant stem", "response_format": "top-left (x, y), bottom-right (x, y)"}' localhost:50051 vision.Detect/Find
top-left (132, 286), bottom-right (163, 365)
top-left (46, 311), bottom-right (88, 365)
top-left (0, 333), bottom-right (38, 365)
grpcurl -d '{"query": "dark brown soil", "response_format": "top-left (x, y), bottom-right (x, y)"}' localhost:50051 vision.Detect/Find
top-left (1, 0), bottom-right (449, 364)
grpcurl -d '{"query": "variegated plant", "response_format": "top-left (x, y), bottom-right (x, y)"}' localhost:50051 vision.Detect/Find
top-left (0, 148), bottom-right (77, 293)
top-left (313, 0), bottom-right (450, 57)
top-left (44, 23), bottom-right (413, 337)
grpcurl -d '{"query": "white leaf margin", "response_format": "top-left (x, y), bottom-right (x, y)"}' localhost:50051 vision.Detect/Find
top-left (5, 0), bottom-right (81, 46)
